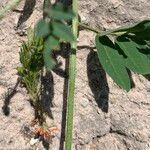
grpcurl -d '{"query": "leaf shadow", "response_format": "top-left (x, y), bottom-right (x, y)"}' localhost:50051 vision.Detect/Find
top-left (28, 71), bottom-right (54, 150)
top-left (87, 50), bottom-right (109, 113)
top-left (127, 69), bottom-right (135, 88)
top-left (42, 139), bottom-right (50, 150)
top-left (2, 78), bottom-right (20, 116)
top-left (40, 71), bottom-right (54, 119)
top-left (57, 0), bottom-right (72, 6)
top-left (16, 0), bottom-right (36, 29)
top-left (143, 74), bottom-right (150, 81)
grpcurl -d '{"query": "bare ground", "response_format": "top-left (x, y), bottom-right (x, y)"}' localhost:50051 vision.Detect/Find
top-left (0, 0), bottom-right (150, 150)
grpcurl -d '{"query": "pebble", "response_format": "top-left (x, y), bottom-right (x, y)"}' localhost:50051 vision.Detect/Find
top-left (80, 98), bottom-right (89, 108)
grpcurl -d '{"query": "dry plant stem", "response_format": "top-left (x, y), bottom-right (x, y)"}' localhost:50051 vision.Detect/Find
top-left (0, 0), bottom-right (22, 19)
top-left (65, 0), bottom-right (78, 149)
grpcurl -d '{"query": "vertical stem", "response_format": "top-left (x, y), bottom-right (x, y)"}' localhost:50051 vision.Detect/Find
top-left (65, 0), bottom-right (78, 150)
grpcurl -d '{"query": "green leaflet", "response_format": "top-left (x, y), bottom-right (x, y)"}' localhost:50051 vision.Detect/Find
top-left (52, 21), bottom-right (75, 42)
top-left (100, 20), bottom-right (150, 37)
top-left (43, 48), bottom-right (55, 71)
top-left (43, 37), bottom-right (58, 70)
top-left (27, 27), bottom-right (34, 46)
top-left (113, 20), bottom-right (150, 34)
top-left (116, 36), bottom-right (150, 74)
top-left (19, 43), bottom-right (31, 69)
top-left (95, 35), bottom-right (131, 91)
top-left (131, 29), bottom-right (150, 40)
top-left (45, 36), bottom-right (59, 49)
top-left (43, 36), bottom-right (59, 70)
top-left (48, 2), bottom-right (75, 20)
top-left (35, 19), bottom-right (50, 38)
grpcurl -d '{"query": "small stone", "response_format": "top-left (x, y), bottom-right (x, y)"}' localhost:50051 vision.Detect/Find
top-left (80, 98), bottom-right (89, 108)
top-left (30, 138), bottom-right (39, 146)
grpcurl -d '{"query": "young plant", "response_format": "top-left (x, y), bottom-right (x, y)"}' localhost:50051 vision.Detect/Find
top-left (17, 28), bottom-right (46, 123)
top-left (1, 0), bottom-right (150, 149)
top-left (35, 2), bottom-right (150, 148)
top-left (36, 4), bottom-right (150, 149)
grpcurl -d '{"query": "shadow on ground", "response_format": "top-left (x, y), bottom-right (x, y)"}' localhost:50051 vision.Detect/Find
top-left (87, 50), bottom-right (109, 113)
top-left (2, 78), bottom-right (20, 116)
top-left (16, 0), bottom-right (36, 29)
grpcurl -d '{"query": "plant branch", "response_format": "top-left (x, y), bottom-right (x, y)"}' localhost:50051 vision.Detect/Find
top-left (78, 22), bottom-right (100, 33)
top-left (65, 0), bottom-right (78, 150)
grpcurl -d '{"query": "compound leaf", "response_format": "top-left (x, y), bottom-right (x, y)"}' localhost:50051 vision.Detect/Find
top-left (52, 21), bottom-right (75, 42)
top-left (48, 2), bottom-right (75, 20)
top-left (43, 38), bottom-right (56, 70)
top-left (113, 20), bottom-right (150, 34)
top-left (35, 19), bottom-right (50, 38)
top-left (95, 35), bottom-right (131, 91)
top-left (100, 20), bottom-right (150, 37)
top-left (45, 36), bottom-right (59, 49)
top-left (116, 36), bottom-right (150, 74)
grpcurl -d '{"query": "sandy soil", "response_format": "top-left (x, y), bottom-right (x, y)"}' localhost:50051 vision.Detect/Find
top-left (0, 0), bottom-right (150, 150)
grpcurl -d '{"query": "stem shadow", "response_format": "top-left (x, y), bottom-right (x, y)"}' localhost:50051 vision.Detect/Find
top-left (58, 43), bottom-right (70, 150)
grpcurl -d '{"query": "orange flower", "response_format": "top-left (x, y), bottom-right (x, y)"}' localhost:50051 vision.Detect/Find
top-left (33, 127), bottom-right (59, 140)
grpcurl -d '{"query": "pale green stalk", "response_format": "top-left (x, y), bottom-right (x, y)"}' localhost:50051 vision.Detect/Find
top-left (65, 0), bottom-right (78, 150)
top-left (0, 0), bottom-right (22, 19)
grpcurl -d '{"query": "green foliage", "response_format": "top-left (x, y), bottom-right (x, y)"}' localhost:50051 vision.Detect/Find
top-left (52, 21), bottom-right (75, 42)
top-left (35, 19), bottom-right (50, 38)
top-left (35, 2), bottom-right (75, 70)
top-left (47, 2), bottom-right (75, 20)
top-left (96, 20), bottom-right (150, 91)
top-left (116, 36), bottom-right (150, 74)
top-left (112, 20), bottom-right (150, 34)
top-left (96, 35), bottom-right (131, 91)
top-left (4, 0), bottom-right (149, 149)
top-left (17, 29), bottom-right (44, 101)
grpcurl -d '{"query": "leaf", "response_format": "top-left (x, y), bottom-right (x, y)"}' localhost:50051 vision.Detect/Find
top-left (35, 19), bottom-right (50, 38)
top-left (52, 21), bottom-right (75, 42)
top-left (27, 27), bottom-right (34, 46)
top-left (131, 29), bottom-right (150, 41)
top-left (45, 36), bottom-right (59, 49)
top-left (48, 2), bottom-right (75, 20)
top-left (20, 43), bottom-right (31, 69)
top-left (113, 20), bottom-right (150, 34)
top-left (95, 35), bottom-right (131, 91)
top-left (43, 49), bottom-right (55, 70)
top-left (116, 36), bottom-right (150, 74)
top-left (100, 20), bottom-right (150, 37)
top-left (43, 36), bottom-right (59, 70)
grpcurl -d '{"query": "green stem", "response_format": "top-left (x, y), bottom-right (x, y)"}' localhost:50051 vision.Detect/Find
top-left (65, 0), bottom-right (78, 150)
top-left (78, 22), bottom-right (100, 33)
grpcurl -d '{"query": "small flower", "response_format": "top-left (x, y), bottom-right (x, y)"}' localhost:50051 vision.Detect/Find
top-left (33, 127), bottom-right (59, 140)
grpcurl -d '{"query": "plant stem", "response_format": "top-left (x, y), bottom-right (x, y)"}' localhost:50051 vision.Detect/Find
top-left (65, 0), bottom-right (78, 150)
top-left (78, 22), bottom-right (100, 33)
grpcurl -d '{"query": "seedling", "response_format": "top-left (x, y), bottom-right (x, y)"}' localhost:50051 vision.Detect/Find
top-left (1, 0), bottom-right (150, 149)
